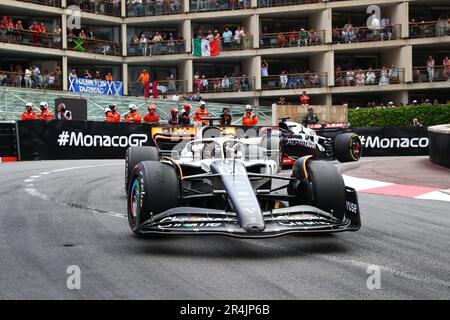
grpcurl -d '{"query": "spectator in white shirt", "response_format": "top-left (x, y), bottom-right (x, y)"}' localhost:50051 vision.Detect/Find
top-left (365, 68), bottom-right (376, 85)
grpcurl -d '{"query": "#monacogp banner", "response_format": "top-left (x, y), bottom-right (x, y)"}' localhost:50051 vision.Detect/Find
top-left (68, 78), bottom-right (123, 96)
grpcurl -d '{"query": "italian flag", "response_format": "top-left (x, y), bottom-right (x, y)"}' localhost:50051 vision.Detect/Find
top-left (193, 38), bottom-right (220, 57)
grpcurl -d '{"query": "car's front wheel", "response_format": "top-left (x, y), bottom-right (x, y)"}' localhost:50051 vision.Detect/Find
top-left (127, 161), bottom-right (179, 236)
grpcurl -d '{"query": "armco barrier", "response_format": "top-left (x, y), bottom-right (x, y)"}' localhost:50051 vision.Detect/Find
top-left (0, 122), bottom-right (17, 158)
top-left (428, 125), bottom-right (450, 168)
top-left (352, 127), bottom-right (429, 156)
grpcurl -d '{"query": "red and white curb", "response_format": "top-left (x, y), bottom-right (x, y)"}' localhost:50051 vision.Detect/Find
top-left (342, 175), bottom-right (450, 202)
top-left (0, 157), bottom-right (17, 163)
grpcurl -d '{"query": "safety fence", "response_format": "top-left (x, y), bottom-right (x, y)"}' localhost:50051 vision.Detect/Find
top-left (259, 30), bottom-right (324, 48)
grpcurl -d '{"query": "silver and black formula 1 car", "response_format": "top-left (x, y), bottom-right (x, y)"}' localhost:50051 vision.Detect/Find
top-left (261, 118), bottom-right (363, 167)
top-left (124, 123), bottom-right (360, 238)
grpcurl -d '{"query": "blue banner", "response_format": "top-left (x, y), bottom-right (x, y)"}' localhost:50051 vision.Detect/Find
top-left (68, 78), bottom-right (123, 96)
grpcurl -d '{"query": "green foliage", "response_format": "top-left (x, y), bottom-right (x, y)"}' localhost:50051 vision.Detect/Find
top-left (348, 104), bottom-right (450, 127)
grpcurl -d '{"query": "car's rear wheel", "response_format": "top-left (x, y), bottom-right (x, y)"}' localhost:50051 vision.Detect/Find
top-left (333, 133), bottom-right (362, 162)
top-left (125, 146), bottom-right (159, 194)
top-left (307, 161), bottom-right (346, 221)
top-left (127, 161), bottom-right (179, 236)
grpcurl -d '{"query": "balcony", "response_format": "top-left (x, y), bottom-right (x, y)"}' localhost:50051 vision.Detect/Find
top-left (15, 0), bottom-right (61, 7)
top-left (257, 0), bottom-right (320, 8)
top-left (67, 0), bottom-right (121, 17)
top-left (0, 70), bottom-right (62, 91)
top-left (259, 30), bottom-right (324, 49)
top-left (332, 24), bottom-right (401, 44)
top-left (334, 68), bottom-right (404, 87)
top-left (190, 0), bottom-right (250, 13)
top-left (128, 79), bottom-right (187, 97)
top-left (261, 72), bottom-right (326, 90)
top-left (0, 28), bottom-right (62, 50)
top-left (193, 76), bottom-right (255, 93)
top-left (67, 36), bottom-right (121, 56)
top-left (413, 66), bottom-right (450, 83)
top-left (126, 1), bottom-right (183, 17)
top-left (128, 39), bottom-right (186, 56)
top-left (409, 20), bottom-right (450, 39)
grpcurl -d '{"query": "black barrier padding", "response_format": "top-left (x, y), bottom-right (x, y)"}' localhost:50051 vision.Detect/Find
top-left (0, 123), bottom-right (17, 157)
top-left (429, 131), bottom-right (450, 168)
top-left (352, 127), bottom-right (429, 156)
top-left (17, 120), bottom-right (156, 160)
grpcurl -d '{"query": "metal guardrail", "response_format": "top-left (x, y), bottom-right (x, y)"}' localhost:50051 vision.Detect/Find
top-left (190, 0), bottom-right (250, 13)
top-left (409, 20), bottom-right (450, 39)
top-left (67, 0), bottom-right (121, 16)
top-left (332, 24), bottom-right (401, 44)
top-left (413, 66), bottom-right (450, 83)
top-left (262, 72), bottom-right (327, 90)
top-left (67, 35), bottom-right (121, 56)
top-left (192, 76), bottom-right (255, 93)
top-left (127, 1), bottom-right (184, 17)
top-left (259, 30), bottom-right (324, 48)
top-left (128, 39), bottom-right (186, 56)
top-left (0, 28), bottom-right (62, 49)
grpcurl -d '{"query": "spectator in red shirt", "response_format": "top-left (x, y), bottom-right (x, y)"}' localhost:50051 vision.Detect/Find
top-left (300, 91), bottom-right (310, 105)
top-left (29, 21), bottom-right (40, 45)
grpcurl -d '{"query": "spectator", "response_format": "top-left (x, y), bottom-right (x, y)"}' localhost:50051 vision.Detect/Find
top-left (29, 21), bottom-right (40, 45)
top-left (193, 72), bottom-right (201, 92)
top-left (69, 69), bottom-right (77, 80)
top-left (172, 91), bottom-right (180, 102)
top-left (221, 75), bottom-right (230, 90)
top-left (14, 20), bottom-right (24, 43)
top-left (388, 65), bottom-right (399, 83)
top-left (345, 68), bottom-right (355, 86)
top-left (24, 67), bottom-right (32, 88)
top-left (443, 56), bottom-right (450, 81)
top-left (200, 75), bottom-right (208, 91)
top-left (277, 32), bottom-right (287, 47)
top-left (279, 71), bottom-right (288, 88)
top-left (380, 16), bottom-right (392, 41)
top-left (335, 65), bottom-right (345, 86)
top-left (53, 25), bottom-right (62, 48)
top-left (261, 61), bottom-right (269, 77)
top-left (300, 91), bottom-right (310, 105)
top-left (411, 118), bottom-right (422, 127)
top-left (105, 72), bottom-right (113, 81)
top-left (242, 105), bottom-right (258, 126)
top-left (379, 65), bottom-right (389, 85)
top-left (222, 26), bottom-right (233, 49)
top-left (355, 69), bottom-right (366, 86)
top-left (220, 107), bottom-right (232, 126)
top-left (139, 32), bottom-right (147, 56)
top-left (152, 31), bottom-right (163, 55)
top-left (277, 96), bottom-right (286, 105)
top-left (138, 69), bottom-right (150, 98)
top-left (366, 68), bottom-right (376, 85)
top-left (427, 55), bottom-right (435, 82)
top-left (298, 28), bottom-right (308, 46)
top-left (56, 103), bottom-right (72, 120)
top-left (83, 69), bottom-right (92, 79)
top-left (194, 101), bottom-right (209, 125)
top-left (369, 11), bottom-right (381, 40)
top-left (194, 90), bottom-right (202, 102)
top-left (94, 70), bottom-right (101, 80)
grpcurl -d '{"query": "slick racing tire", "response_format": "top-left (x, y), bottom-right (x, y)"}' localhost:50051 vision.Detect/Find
top-left (333, 133), bottom-right (362, 163)
top-left (125, 146), bottom-right (159, 194)
top-left (127, 161), bottom-right (179, 237)
top-left (307, 161), bottom-right (346, 221)
top-left (261, 135), bottom-right (282, 171)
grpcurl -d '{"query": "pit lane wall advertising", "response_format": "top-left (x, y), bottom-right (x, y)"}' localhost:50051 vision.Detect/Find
top-left (15, 121), bottom-right (430, 160)
top-left (68, 78), bottom-right (123, 96)
top-left (352, 127), bottom-right (429, 156)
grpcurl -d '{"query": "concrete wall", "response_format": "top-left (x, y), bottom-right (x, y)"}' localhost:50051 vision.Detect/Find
top-left (272, 104), bottom-right (348, 125)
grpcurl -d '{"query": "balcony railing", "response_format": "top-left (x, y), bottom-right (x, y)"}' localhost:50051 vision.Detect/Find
top-left (413, 66), bottom-right (450, 83)
top-left (193, 35), bottom-right (253, 51)
top-left (0, 70), bottom-right (62, 91)
top-left (193, 76), bottom-right (255, 93)
top-left (409, 20), bottom-right (450, 39)
top-left (259, 30), bottom-right (324, 48)
top-left (15, 0), bottom-right (61, 7)
top-left (258, 0), bottom-right (320, 8)
top-left (67, 36), bottom-right (121, 55)
top-left (128, 39), bottom-right (186, 56)
top-left (126, 1), bottom-right (184, 17)
top-left (334, 68), bottom-right (404, 87)
top-left (67, 0), bottom-right (121, 17)
top-left (332, 24), bottom-right (401, 44)
top-left (0, 28), bottom-right (62, 49)
top-left (261, 72), bottom-right (327, 90)
top-left (190, 0), bottom-right (250, 13)
top-left (128, 79), bottom-right (187, 97)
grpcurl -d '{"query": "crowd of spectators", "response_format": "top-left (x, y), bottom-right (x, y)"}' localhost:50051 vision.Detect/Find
top-left (67, 27), bottom-right (119, 55)
top-left (260, 27), bottom-right (322, 48)
top-left (190, 0), bottom-right (250, 12)
top-left (0, 64), bottom-right (62, 89)
top-left (260, 61), bottom-right (322, 89)
top-left (0, 16), bottom-right (61, 48)
top-left (192, 72), bottom-right (251, 92)
top-left (68, 0), bottom-right (121, 16)
top-left (332, 17), bottom-right (396, 44)
top-left (335, 65), bottom-right (400, 87)
top-left (194, 26), bottom-right (250, 50)
top-left (130, 31), bottom-right (184, 56)
top-left (68, 68), bottom-right (115, 82)
top-left (409, 16), bottom-right (450, 38)
top-left (414, 55), bottom-right (450, 83)
top-left (127, 0), bottom-right (183, 16)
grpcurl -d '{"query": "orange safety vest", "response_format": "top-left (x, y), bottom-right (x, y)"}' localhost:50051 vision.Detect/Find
top-left (143, 113), bottom-right (160, 124)
top-left (125, 112), bottom-right (141, 123)
top-left (242, 112), bottom-right (258, 126)
top-left (194, 108), bottom-right (209, 125)
top-left (21, 111), bottom-right (37, 120)
top-left (111, 111), bottom-right (121, 122)
top-left (139, 72), bottom-right (149, 85)
top-left (38, 109), bottom-right (53, 120)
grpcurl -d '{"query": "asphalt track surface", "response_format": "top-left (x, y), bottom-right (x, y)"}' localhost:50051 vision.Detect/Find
top-left (0, 159), bottom-right (449, 299)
